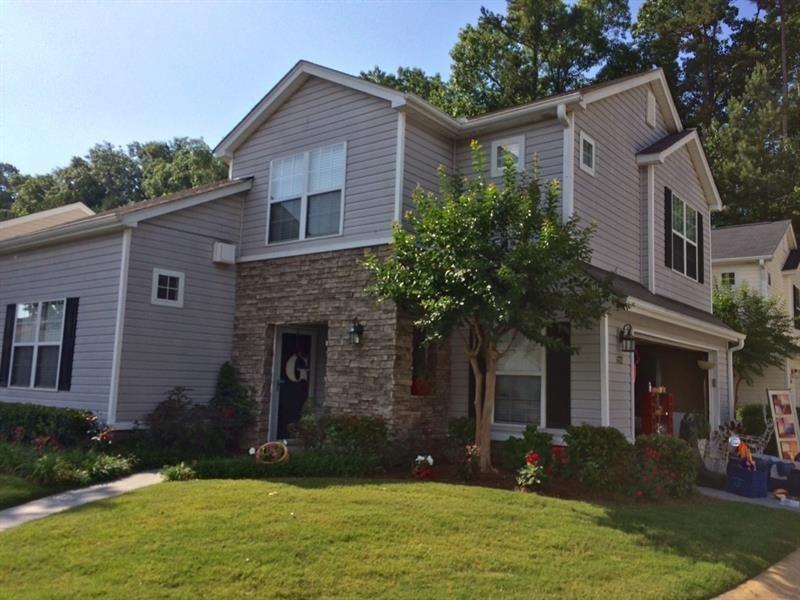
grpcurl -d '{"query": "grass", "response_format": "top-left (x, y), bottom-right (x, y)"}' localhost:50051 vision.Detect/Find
top-left (1, 479), bottom-right (798, 599)
top-left (0, 475), bottom-right (54, 510)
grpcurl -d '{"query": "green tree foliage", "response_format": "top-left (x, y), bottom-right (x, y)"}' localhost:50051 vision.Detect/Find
top-left (705, 65), bottom-right (800, 228)
top-left (713, 283), bottom-right (800, 406)
top-left (365, 144), bottom-right (617, 471)
top-left (1, 138), bottom-right (227, 220)
top-left (360, 66), bottom-right (458, 116)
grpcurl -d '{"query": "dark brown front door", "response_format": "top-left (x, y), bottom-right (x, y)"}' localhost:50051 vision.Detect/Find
top-left (276, 332), bottom-right (312, 439)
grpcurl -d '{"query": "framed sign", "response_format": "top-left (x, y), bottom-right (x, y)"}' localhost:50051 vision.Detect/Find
top-left (767, 389), bottom-right (800, 461)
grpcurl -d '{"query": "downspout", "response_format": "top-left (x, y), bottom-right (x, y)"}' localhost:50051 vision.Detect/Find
top-left (727, 336), bottom-right (746, 419)
top-left (758, 259), bottom-right (768, 296)
top-left (557, 103), bottom-right (574, 221)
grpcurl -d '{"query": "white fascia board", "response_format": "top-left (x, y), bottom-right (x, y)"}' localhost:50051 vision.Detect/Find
top-left (627, 299), bottom-right (745, 343)
top-left (712, 256), bottom-right (770, 265)
top-left (460, 94), bottom-right (582, 136)
top-left (583, 69), bottom-right (683, 133)
top-left (119, 179), bottom-right (252, 226)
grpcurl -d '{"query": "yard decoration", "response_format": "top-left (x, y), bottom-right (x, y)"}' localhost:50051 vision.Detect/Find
top-left (366, 143), bottom-right (617, 472)
top-left (767, 390), bottom-right (800, 461)
top-left (251, 441), bottom-right (289, 464)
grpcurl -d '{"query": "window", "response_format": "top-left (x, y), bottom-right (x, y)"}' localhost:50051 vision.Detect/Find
top-left (793, 286), bottom-right (800, 330)
top-left (9, 300), bottom-right (65, 389)
top-left (579, 132), bottom-right (596, 176)
top-left (410, 328), bottom-right (436, 396)
top-left (494, 335), bottom-right (544, 426)
top-left (490, 136), bottom-right (525, 178)
top-left (151, 268), bottom-right (185, 308)
top-left (720, 272), bottom-right (736, 287)
top-left (646, 90), bottom-right (657, 128)
top-left (268, 142), bottom-right (346, 243)
top-left (670, 194), bottom-right (699, 280)
top-left (768, 272), bottom-right (772, 287)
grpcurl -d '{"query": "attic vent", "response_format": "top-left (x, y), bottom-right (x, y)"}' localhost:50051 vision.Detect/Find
top-left (212, 242), bottom-right (236, 264)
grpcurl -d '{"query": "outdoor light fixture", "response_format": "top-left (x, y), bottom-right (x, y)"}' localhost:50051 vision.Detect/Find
top-left (349, 318), bottom-right (364, 345)
top-left (618, 323), bottom-right (635, 353)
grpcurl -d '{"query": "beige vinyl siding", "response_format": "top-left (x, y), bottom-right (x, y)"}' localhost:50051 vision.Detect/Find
top-left (115, 198), bottom-right (242, 422)
top-left (737, 365), bottom-right (788, 407)
top-left (653, 145), bottom-right (712, 311)
top-left (453, 120), bottom-right (564, 209)
top-left (403, 117), bottom-right (454, 214)
top-left (0, 233), bottom-right (123, 419)
top-left (573, 86), bottom-right (669, 283)
top-left (608, 313), bottom-right (635, 438)
top-left (712, 261), bottom-right (762, 292)
top-left (231, 77), bottom-right (398, 259)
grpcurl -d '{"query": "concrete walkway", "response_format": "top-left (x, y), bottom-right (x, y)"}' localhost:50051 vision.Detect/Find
top-left (698, 486), bottom-right (800, 512)
top-left (0, 471), bottom-right (163, 532)
top-left (715, 548), bottom-right (800, 599)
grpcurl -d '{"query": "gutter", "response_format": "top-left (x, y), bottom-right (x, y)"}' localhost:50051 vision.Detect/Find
top-left (728, 336), bottom-right (746, 413)
top-left (627, 298), bottom-right (745, 343)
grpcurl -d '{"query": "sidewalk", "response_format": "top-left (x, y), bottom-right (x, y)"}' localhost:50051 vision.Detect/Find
top-left (715, 548), bottom-right (800, 599)
top-left (0, 471), bottom-right (163, 532)
top-left (698, 486), bottom-right (800, 513)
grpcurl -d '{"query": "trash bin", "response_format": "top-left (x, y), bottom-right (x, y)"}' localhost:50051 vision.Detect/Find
top-left (726, 463), bottom-right (768, 498)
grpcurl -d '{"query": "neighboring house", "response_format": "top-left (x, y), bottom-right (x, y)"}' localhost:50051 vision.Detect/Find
top-left (711, 220), bottom-right (800, 409)
top-left (0, 61), bottom-right (743, 446)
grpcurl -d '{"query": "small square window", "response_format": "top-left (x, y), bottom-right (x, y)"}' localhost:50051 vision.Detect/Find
top-left (579, 132), bottom-right (595, 176)
top-left (151, 269), bottom-right (185, 308)
top-left (720, 272), bottom-right (736, 287)
top-left (490, 136), bottom-right (525, 178)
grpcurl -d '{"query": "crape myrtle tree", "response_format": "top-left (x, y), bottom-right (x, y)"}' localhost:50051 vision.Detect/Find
top-left (364, 143), bottom-right (618, 472)
top-left (713, 283), bottom-right (800, 407)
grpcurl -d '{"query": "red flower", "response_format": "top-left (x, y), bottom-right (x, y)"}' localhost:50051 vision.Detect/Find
top-left (526, 451), bottom-right (540, 464)
top-left (635, 490), bottom-right (643, 498)
top-left (545, 465), bottom-right (553, 473)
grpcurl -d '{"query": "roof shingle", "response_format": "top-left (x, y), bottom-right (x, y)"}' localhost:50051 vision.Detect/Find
top-left (710, 221), bottom-right (793, 261)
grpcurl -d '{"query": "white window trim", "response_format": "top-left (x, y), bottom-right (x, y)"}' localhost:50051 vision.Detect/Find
top-left (9, 299), bottom-right (66, 391)
top-left (151, 268), bottom-right (185, 308)
top-left (579, 131), bottom-right (596, 176)
top-left (720, 272), bottom-right (736, 287)
top-left (490, 135), bottom-right (525, 178)
top-left (265, 141), bottom-right (347, 245)
top-left (646, 90), bottom-right (657, 128)
top-left (491, 339), bottom-right (547, 430)
top-left (670, 193), bottom-right (699, 281)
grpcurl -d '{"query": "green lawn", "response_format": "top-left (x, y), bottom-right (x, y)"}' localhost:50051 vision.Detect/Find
top-left (1, 479), bottom-right (798, 599)
top-left (0, 475), bottom-right (53, 510)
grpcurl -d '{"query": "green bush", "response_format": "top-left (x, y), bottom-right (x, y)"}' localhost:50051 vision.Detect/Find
top-left (192, 450), bottom-right (378, 480)
top-left (30, 454), bottom-right (91, 487)
top-left (292, 411), bottom-right (388, 460)
top-left (209, 362), bottom-right (255, 449)
top-left (737, 404), bottom-right (768, 436)
top-left (85, 453), bottom-right (135, 482)
top-left (0, 402), bottom-right (96, 446)
top-left (563, 425), bottom-right (633, 489)
top-left (633, 435), bottom-right (698, 499)
top-left (161, 462), bottom-right (198, 481)
top-left (446, 417), bottom-right (475, 460)
top-left (497, 425), bottom-right (553, 471)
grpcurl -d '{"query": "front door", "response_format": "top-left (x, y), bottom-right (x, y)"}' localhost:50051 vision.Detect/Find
top-left (274, 331), bottom-right (314, 439)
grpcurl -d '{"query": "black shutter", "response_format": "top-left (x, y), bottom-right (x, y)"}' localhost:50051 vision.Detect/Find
top-left (697, 212), bottom-right (704, 283)
top-left (546, 323), bottom-right (571, 429)
top-left (57, 297), bottom-right (79, 391)
top-left (794, 286), bottom-right (800, 330)
top-left (664, 188), bottom-right (673, 268)
top-left (0, 304), bottom-right (15, 387)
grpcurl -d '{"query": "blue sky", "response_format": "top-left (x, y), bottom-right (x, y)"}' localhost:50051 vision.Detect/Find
top-left (1, 0), bottom-right (750, 174)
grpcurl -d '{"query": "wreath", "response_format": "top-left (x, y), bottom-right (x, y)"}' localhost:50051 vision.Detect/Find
top-left (253, 441), bottom-right (290, 464)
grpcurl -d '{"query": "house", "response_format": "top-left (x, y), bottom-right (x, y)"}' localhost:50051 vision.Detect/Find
top-left (0, 61), bottom-right (744, 445)
top-left (711, 220), bottom-right (800, 409)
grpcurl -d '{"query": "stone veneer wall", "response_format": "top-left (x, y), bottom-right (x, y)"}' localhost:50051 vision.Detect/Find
top-left (233, 245), bottom-right (448, 446)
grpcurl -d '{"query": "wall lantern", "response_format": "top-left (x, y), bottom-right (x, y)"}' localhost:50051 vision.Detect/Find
top-left (618, 323), bottom-right (635, 353)
top-left (349, 318), bottom-right (365, 345)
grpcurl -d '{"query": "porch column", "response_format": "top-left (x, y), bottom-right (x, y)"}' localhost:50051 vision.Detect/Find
top-left (600, 314), bottom-right (610, 427)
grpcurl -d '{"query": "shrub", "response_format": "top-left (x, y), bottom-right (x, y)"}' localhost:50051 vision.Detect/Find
top-left (146, 387), bottom-right (225, 454)
top-left (0, 402), bottom-right (96, 446)
top-left (563, 425), bottom-right (633, 490)
top-left (84, 453), bottom-right (135, 482)
top-left (633, 435), bottom-right (698, 499)
top-left (192, 450), bottom-right (378, 479)
top-left (209, 362), bottom-right (255, 449)
top-left (293, 412), bottom-right (388, 460)
top-left (497, 425), bottom-right (553, 471)
top-left (446, 417), bottom-right (475, 461)
top-left (737, 404), bottom-right (768, 436)
top-left (456, 444), bottom-right (480, 481)
top-left (161, 462), bottom-right (198, 481)
top-left (30, 453), bottom-right (91, 487)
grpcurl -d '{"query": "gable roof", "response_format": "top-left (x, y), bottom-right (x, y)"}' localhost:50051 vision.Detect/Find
top-left (710, 220), bottom-right (795, 262)
top-left (0, 178), bottom-right (252, 254)
top-left (0, 202), bottom-right (95, 241)
top-left (636, 129), bottom-right (722, 211)
top-left (214, 61), bottom-right (683, 158)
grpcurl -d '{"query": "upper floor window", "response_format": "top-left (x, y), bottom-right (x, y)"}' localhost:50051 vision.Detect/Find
top-left (268, 142), bottom-right (346, 243)
top-left (490, 136), bottom-right (524, 178)
top-left (579, 132), bottom-right (596, 176)
top-left (720, 272), bottom-right (736, 287)
top-left (646, 90), bottom-right (657, 128)
top-left (671, 194), bottom-right (699, 280)
top-left (9, 300), bottom-right (65, 389)
top-left (151, 268), bottom-right (185, 308)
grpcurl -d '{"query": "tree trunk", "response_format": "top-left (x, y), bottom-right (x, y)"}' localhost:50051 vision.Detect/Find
top-left (779, 0), bottom-right (789, 140)
top-left (469, 355), bottom-right (484, 448)
top-left (477, 345), bottom-right (499, 473)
